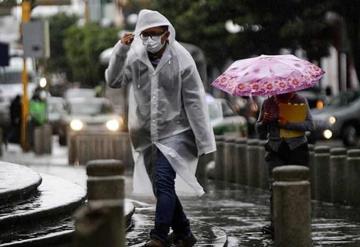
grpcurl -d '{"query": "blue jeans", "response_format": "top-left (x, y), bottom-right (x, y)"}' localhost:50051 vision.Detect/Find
top-left (150, 149), bottom-right (191, 243)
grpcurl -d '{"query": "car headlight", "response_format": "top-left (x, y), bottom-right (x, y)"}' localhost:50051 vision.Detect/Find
top-left (328, 116), bottom-right (336, 125)
top-left (106, 119), bottom-right (120, 132)
top-left (70, 119), bottom-right (84, 131)
top-left (323, 129), bottom-right (333, 139)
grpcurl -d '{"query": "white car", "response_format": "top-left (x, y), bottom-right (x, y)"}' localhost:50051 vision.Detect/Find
top-left (58, 97), bottom-right (123, 145)
top-left (206, 94), bottom-right (247, 136)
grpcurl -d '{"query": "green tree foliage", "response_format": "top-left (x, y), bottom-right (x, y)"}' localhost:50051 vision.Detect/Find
top-left (64, 24), bottom-right (119, 87)
top-left (152, 0), bottom-right (332, 70)
top-left (46, 13), bottom-right (78, 75)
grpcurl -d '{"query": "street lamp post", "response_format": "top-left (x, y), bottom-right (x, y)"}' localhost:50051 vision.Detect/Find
top-left (21, 0), bottom-right (31, 151)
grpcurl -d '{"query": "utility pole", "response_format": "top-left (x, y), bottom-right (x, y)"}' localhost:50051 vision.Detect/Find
top-left (21, 0), bottom-right (31, 151)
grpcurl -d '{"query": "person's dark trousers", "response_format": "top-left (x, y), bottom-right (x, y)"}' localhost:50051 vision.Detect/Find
top-left (264, 141), bottom-right (309, 231)
top-left (150, 148), bottom-right (191, 243)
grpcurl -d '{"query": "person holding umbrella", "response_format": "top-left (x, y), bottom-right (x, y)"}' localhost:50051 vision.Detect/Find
top-left (256, 91), bottom-right (314, 236)
top-left (211, 54), bottom-right (324, 237)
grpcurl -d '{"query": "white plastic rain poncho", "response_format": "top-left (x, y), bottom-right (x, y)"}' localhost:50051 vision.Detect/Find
top-left (105, 9), bottom-right (216, 197)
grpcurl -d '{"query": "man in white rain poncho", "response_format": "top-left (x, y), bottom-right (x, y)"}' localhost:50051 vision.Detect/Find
top-left (105, 9), bottom-right (216, 247)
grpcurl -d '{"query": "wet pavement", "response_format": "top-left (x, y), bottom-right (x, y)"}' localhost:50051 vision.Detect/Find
top-left (182, 179), bottom-right (360, 246)
top-left (124, 177), bottom-right (360, 246)
top-left (2, 140), bottom-right (360, 246)
top-left (127, 200), bottom-right (227, 247)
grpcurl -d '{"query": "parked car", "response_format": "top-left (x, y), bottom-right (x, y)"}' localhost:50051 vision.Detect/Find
top-left (311, 90), bottom-right (360, 146)
top-left (64, 88), bottom-right (96, 100)
top-left (58, 97), bottom-right (123, 145)
top-left (206, 94), bottom-right (247, 136)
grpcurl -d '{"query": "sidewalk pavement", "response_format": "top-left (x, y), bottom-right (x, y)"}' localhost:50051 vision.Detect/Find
top-left (2, 139), bottom-right (360, 246)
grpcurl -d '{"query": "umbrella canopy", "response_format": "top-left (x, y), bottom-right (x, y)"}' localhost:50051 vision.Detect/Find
top-left (211, 54), bottom-right (325, 96)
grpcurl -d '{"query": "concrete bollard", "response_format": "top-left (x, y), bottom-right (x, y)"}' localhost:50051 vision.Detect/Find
top-left (74, 199), bottom-right (124, 247)
top-left (347, 149), bottom-right (360, 206)
top-left (75, 159), bottom-right (125, 247)
top-left (308, 144), bottom-right (316, 200)
top-left (87, 159), bottom-right (125, 176)
top-left (87, 176), bottom-right (125, 200)
top-left (214, 136), bottom-right (225, 181)
top-left (314, 146), bottom-right (331, 202)
top-left (258, 140), bottom-right (268, 189)
top-left (330, 148), bottom-right (348, 204)
top-left (43, 124), bottom-right (52, 154)
top-left (86, 160), bottom-right (125, 201)
top-left (224, 137), bottom-right (236, 183)
top-left (34, 124), bottom-right (52, 155)
top-left (247, 139), bottom-right (259, 187)
top-left (273, 165), bottom-right (311, 247)
top-left (235, 138), bottom-right (247, 185)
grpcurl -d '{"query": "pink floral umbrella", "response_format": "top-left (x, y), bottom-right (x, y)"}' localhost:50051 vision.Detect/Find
top-left (211, 54), bottom-right (325, 96)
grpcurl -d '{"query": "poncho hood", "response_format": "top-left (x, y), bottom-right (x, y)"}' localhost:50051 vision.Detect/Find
top-left (134, 9), bottom-right (176, 45)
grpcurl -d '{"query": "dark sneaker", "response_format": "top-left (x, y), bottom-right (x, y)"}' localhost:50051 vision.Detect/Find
top-left (261, 224), bottom-right (274, 238)
top-left (144, 238), bottom-right (166, 247)
top-left (174, 233), bottom-right (197, 247)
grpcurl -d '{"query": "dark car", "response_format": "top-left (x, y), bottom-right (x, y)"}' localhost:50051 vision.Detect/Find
top-left (298, 87), bottom-right (327, 110)
top-left (311, 90), bottom-right (360, 146)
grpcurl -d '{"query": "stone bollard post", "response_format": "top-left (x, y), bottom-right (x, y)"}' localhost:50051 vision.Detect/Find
top-left (258, 140), bottom-right (268, 189)
top-left (308, 144), bottom-right (316, 200)
top-left (273, 165), bottom-right (311, 247)
top-left (34, 127), bottom-right (43, 155)
top-left (43, 124), bottom-right (52, 154)
top-left (330, 148), bottom-right (348, 204)
top-left (34, 124), bottom-right (52, 155)
top-left (235, 138), bottom-right (247, 185)
top-left (314, 146), bottom-right (331, 202)
top-left (224, 137), bottom-right (236, 183)
top-left (87, 159), bottom-right (125, 177)
top-left (247, 139), bottom-right (259, 187)
top-left (86, 160), bottom-right (125, 200)
top-left (74, 159), bottom-right (125, 247)
top-left (214, 136), bottom-right (225, 181)
top-left (347, 149), bottom-right (360, 206)
top-left (74, 199), bottom-right (124, 247)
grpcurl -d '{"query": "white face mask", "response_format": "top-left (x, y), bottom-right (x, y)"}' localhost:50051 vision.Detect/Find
top-left (142, 34), bottom-right (166, 53)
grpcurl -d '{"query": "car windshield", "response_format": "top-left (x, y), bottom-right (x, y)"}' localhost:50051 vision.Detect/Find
top-left (68, 101), bottom-right (113, 115)
top-left (328, 91), bottom-right (360, 107)
top-left (64, 89), bottom-right (95, 99)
